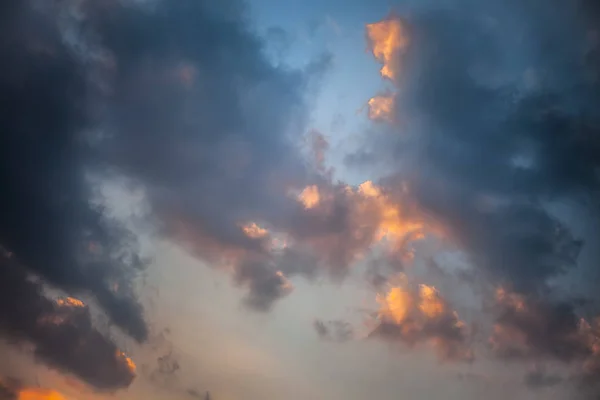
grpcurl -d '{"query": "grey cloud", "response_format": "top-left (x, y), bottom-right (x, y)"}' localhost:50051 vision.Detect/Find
top-left (489, 288), bottom-right (600, 398)
top-left (371, 317), bottom-right (472, 362)
top-left (0, 0), bottom-right (331, 389)
top-left (0, 381), bottom-right (15, 400)
top-left (313, 319), bottom-right (354, 342)
top-left (354, 0), bottom-right (600, 300)
top-left (349, 2), bottom-right (600, 392)
top-left (81, 0), bottom-right (333, 311)
top-left (524, 367), bottom-right (564, 389)
top-left (0, 0), bottom-right (145, 390)
top-left (0, 254), bottom-right (135, 390)
top-left (491, 294), bottom-right (588, 362)
top-left (235, 261), bottom-right (293, 312)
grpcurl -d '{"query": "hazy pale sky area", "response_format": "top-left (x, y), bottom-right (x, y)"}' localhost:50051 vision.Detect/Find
top-left (2, 1), bottom-right (600, 400)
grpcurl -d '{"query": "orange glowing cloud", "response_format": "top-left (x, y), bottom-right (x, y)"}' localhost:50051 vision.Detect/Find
top-left (242, 222), bottom-right (269, 239)
top-left (298, 185), bottom-right (321, 209)
top-left (290, 180), bottom-right (433, 276)
top-left (378, 285), bottom-right (413, 324)
top-left (418, 284), bottom-right (446, 319)
top-left (55, 297), bottom-right (84, 309)
top-left (367, 94), bottom-right (395, 123)
top-left (37, 297), bottom-right (87, 326)
top-left (116, 350), bottom-right (137, 375)
top-left (366, 17), bottom-right (408, 82)
top-left (356, 181), bottom-right (426, 245)
top-left (373, 274), bottom-right (473, 362)
top-left (17, 388), bottom-right (67, 400)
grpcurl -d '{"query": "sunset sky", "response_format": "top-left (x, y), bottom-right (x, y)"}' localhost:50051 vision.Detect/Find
top-left (2, 0), bottom-right (600, 399)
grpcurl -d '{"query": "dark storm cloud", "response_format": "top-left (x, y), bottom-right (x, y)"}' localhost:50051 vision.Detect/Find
top-left (353, 0), bottom-right (600, 392)
top-left (0, 0), bottom-right (147, 340)
top-left (0, 0), bottom-right (145, 390)
top-left (490, 290), bottom-right (590, 362)
top-left (78, 0), bottom-right (333, 310)
top-left (489, 288), bottom-right (600, 390)
top-left (355, 0), bottom-right (600, 294)
top-left (0, 0), bottom-right (328, 389)
top-left (0, 253), bottom-right (135, 390)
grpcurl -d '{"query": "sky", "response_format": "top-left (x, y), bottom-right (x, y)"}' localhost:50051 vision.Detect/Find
top-left (1, 0), bottom-right (600, 399)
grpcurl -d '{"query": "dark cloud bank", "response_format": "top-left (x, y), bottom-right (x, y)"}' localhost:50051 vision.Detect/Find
top-left (352, 0), bottom-right (600, 395)
top-left (0, 0), bottom-right (328, 391)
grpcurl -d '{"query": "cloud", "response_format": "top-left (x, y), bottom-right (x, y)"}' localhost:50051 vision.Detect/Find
top-left (384, 6), bottom-right (589, 290)
top-left (0, 0), bottom-right (148, 389)
top-left (313, 319), bottom-right (354, 342)
top-left (367, 94), bottom-right (396, 123)
top-left (524, 366), bottom-right (564, 389)
top-left (0, 0), bottom-right (148, 339)
top-left (7, 0), bottom-right (600, 397)
top-left (0, 253), bottom-right (136, 390)
top-left (352, 0), bottom-right (600, 325)
top-left (0, 380), bottom-right (15, 400)
top-left (370, 274), bottom-right (473, 362)
top-left (0, 0), bottom-right (331, 390)
top-left (168, 175), bottom-right (433, 305)
top-left (366, 16), bottom-right (408, 83)
top-left (0, 379), bottom-right (69, 400)
top-left (357, 0), bottom-right (600, 293)
top-left (353, 4), bottom-right (600, 393)
top-left (76, 0), bottom-right (335, 312)
top-left (490, 287), bottom-right (600, 383)
top-left (2, 0), bottom-right (435, 330)
top-left (284, 180), bottom-right (431, 278)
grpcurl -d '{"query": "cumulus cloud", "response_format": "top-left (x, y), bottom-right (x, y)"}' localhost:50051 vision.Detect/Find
top-left (285, 180), bottom-right (433, 278)
top-left (370, 274), bottom-right (473, 362)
